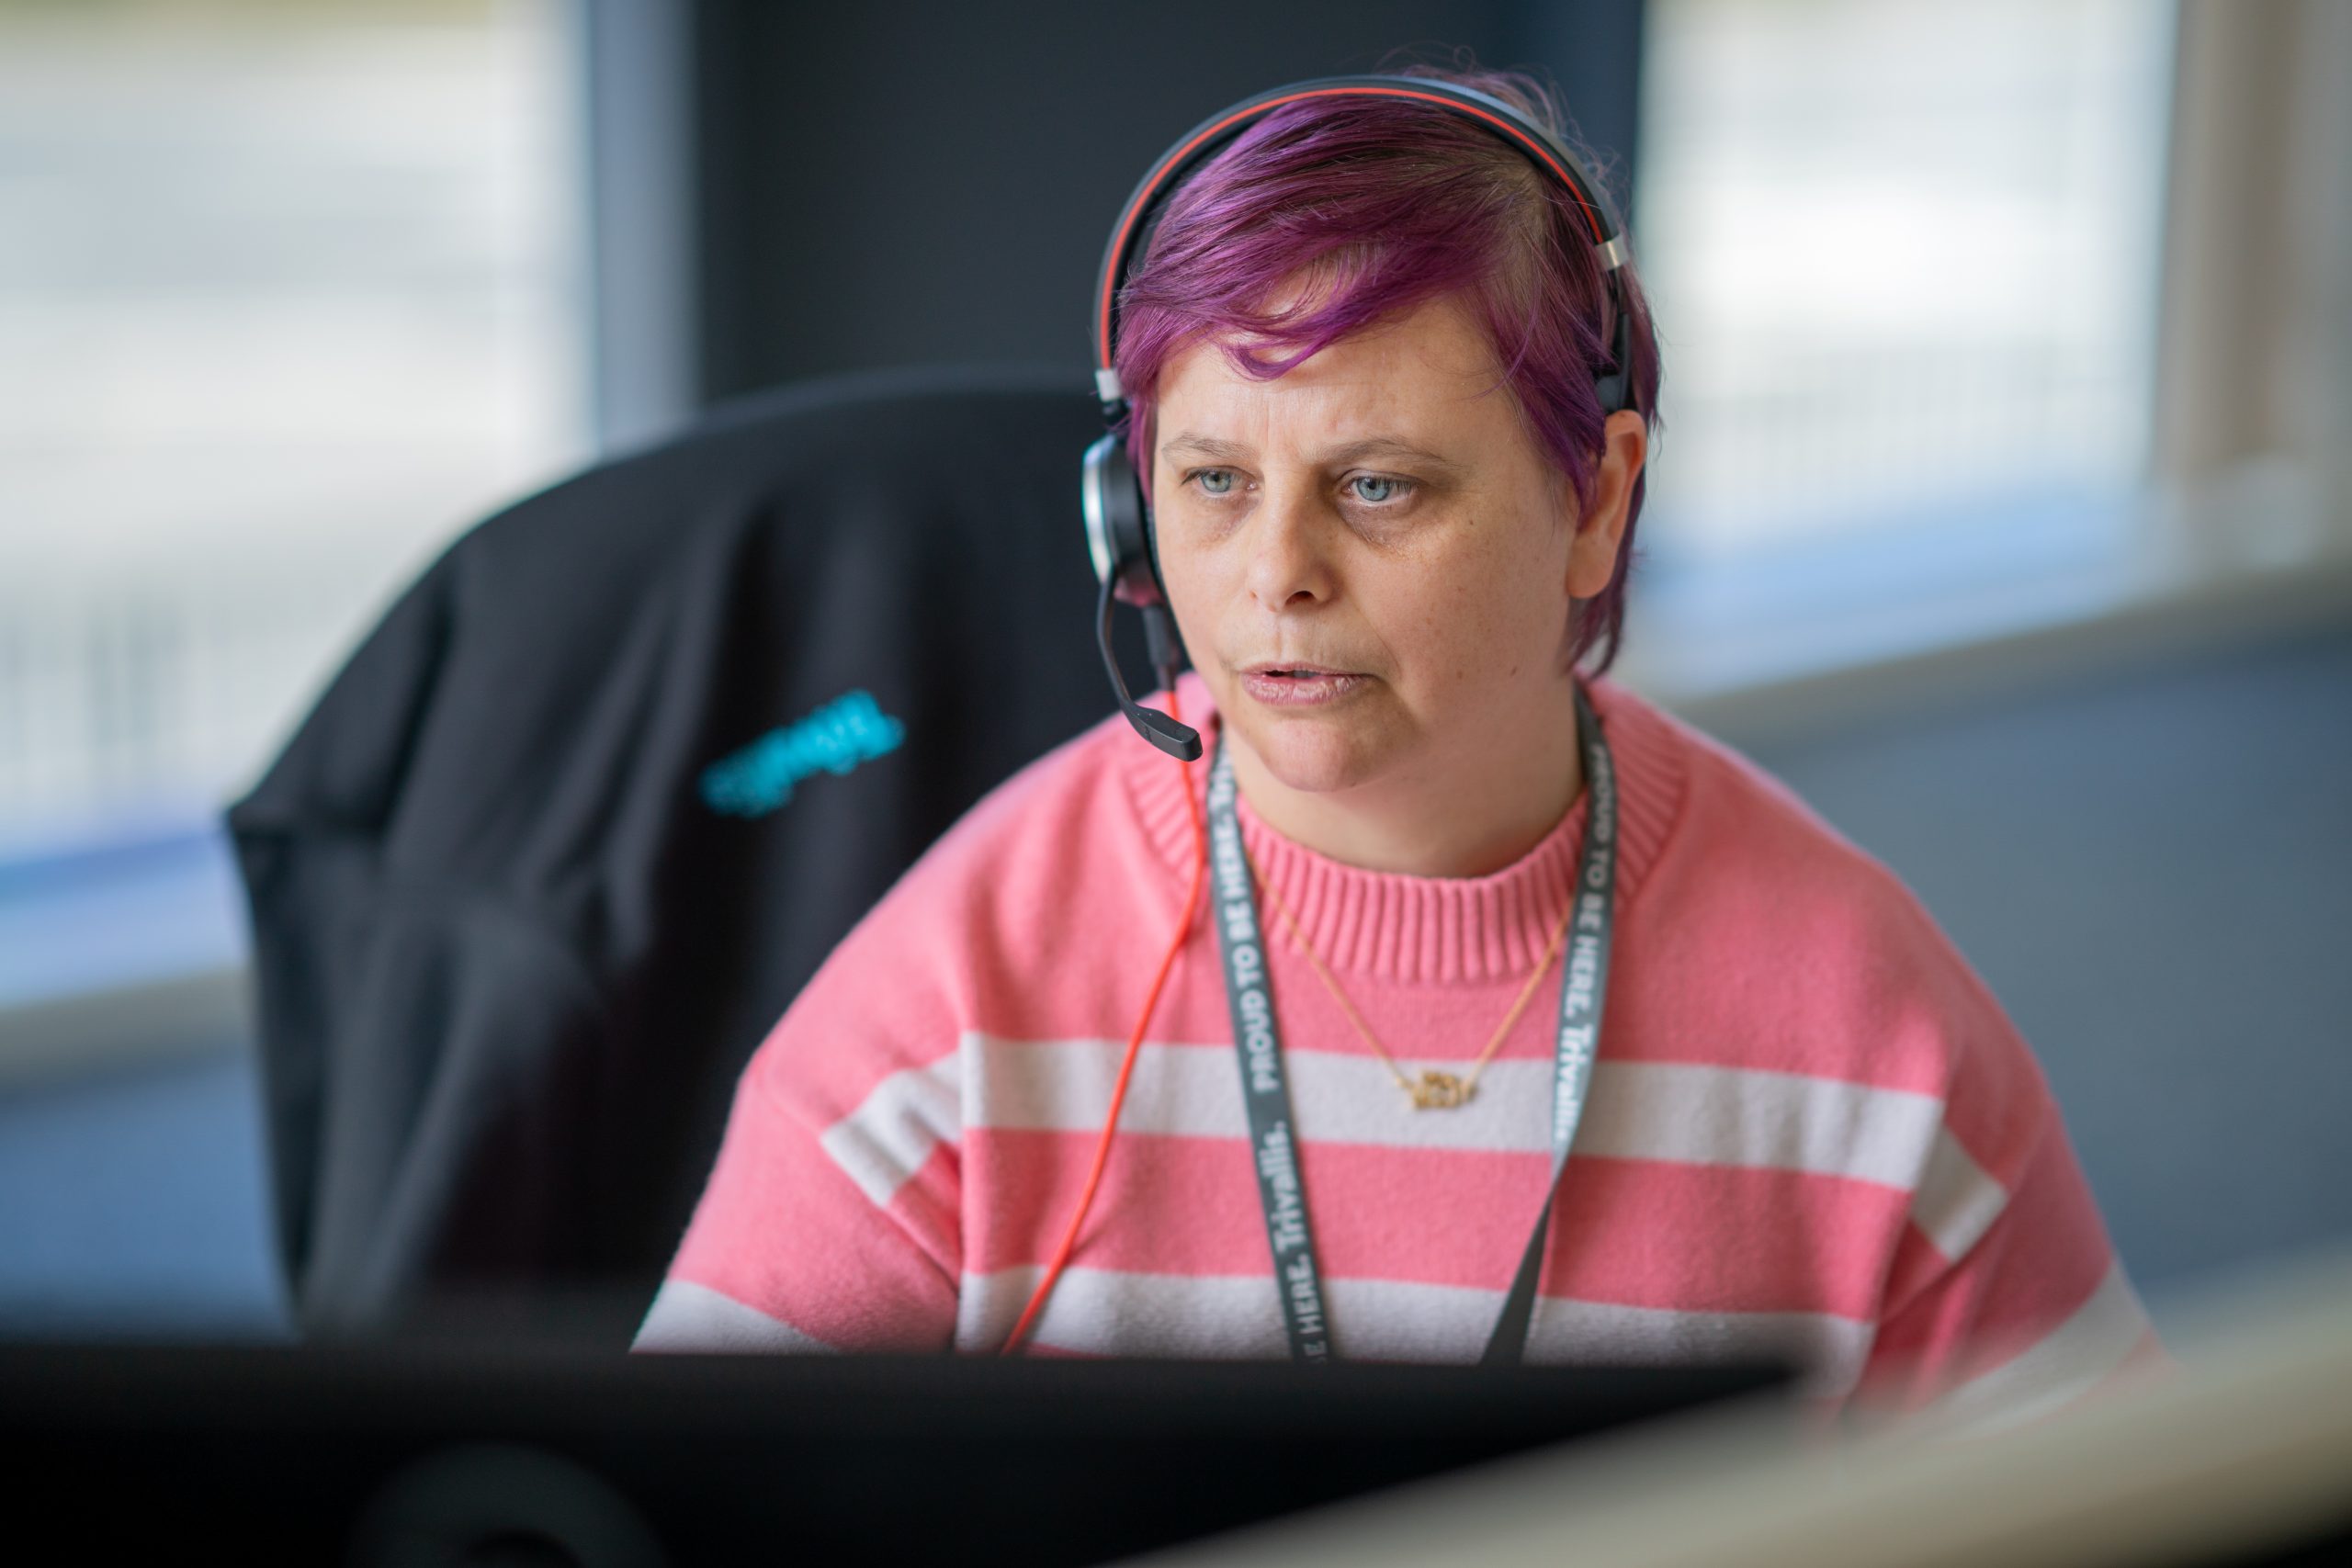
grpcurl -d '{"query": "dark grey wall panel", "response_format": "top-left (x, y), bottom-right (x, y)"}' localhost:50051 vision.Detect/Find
top-left (582, 0), bottom-right (702, 451)
top-left (672, 0), bottom-right (1643, 409)
top-left (1739, 622), bottom-right (2352, 1301)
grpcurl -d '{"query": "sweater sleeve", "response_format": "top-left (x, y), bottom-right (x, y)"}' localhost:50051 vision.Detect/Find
top-left (633, 874), bottom-right (971, 1355)
top-left (1661, 731), bottom-right (2162, 1426)
top-left (1855, 995), bottom-right (2164, 1428)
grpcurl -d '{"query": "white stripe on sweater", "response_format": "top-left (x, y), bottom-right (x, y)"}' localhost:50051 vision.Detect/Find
top-left (1910, 1127), bottom-right (2010, 1262)
top-left (823, 1034), bottom-right (1948, 1205)
top-left (818, 1053), bottom-right (962, 1209)
top-left (959, 1265), bottom-right (1872, 1393)
top-left (633, 1279), bottom-right (839, 1354)
top-left (1913, 1259), bottom-right (2153, 1435)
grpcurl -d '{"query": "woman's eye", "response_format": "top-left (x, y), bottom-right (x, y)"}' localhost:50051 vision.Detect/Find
top-left (1348, 474), bottom-right (1412, 504)
top-left (1194, 469), bottom-right (1237, 497)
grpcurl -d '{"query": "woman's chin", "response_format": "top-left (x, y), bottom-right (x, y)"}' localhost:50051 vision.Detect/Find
top-left (1231, 713), bottom-right (1387, 797)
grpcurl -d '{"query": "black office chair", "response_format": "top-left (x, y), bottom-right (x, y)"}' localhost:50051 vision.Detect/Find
top-left (228, 366), bottom-right (1128, 1344)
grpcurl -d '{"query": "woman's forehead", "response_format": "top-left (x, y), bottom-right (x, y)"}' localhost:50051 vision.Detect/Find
top-left (1154, 297), bottom-right (1513, 454)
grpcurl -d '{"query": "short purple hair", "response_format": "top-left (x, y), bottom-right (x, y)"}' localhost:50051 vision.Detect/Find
top-left (1112, 62), bottom-right (1661, 673)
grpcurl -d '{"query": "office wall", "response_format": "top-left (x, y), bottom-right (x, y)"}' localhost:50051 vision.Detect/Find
top-left (586, 0), bottom-right (1645, 436)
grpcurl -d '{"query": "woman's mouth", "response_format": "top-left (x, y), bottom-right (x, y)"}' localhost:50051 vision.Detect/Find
top-left (1237, 664), bottom-right (1370, 707)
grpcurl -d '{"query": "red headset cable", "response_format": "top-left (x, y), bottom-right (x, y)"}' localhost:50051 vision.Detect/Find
top-left (1001, 683), bottom-right (1210, 1355)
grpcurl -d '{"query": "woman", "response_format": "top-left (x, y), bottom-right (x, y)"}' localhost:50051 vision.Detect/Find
top-left (638, 62), bottom-right (2159, 1423)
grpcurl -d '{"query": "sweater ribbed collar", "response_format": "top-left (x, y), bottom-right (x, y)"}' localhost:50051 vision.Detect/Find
top-left (1120, 672), bottom-right (1686, 986)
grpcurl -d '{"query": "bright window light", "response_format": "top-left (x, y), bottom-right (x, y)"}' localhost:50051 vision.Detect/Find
top-left (0, 0), bottom-right (585, 854)
top-left (1633, 0), bottom-right (2177, 566)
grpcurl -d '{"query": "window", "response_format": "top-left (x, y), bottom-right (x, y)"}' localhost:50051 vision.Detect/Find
top-left (0, 0), bottom-right (584, 860)
top-left (1632, 0), bottom-right (2177, 567)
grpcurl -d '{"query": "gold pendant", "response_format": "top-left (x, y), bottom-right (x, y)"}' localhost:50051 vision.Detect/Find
top-left (1408, 1070), bottom-right (1473, 1111)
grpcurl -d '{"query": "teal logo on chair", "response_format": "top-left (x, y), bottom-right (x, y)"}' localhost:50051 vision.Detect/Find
top-left (701, 690), bottom-right (906, 818)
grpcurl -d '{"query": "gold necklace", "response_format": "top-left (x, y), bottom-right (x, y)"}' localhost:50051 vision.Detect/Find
top-left (1254, 871), bottom-right (1574, 1111)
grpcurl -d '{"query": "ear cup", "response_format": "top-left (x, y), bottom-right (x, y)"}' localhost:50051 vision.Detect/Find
top-left (1591, 305), bottom-right (1635, 417)
top-left (1081, 432), bottom-right (1165, 607)
top-left (1082, 430), bottom-right (1202, 759)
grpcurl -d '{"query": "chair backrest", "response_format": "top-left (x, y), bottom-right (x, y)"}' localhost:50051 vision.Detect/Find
top-left (229, 366), bottom-right (1121, 1342)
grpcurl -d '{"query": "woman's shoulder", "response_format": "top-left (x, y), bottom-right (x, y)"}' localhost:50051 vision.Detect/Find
top-left (808, 693), bottom-right (1193, 1011)
top-left (1597, 680), bottom-right (1924, 923)
top-left (897, 694), bottom-right (1192, 910)
top-left (743, 697), bottom-right (1182, 1102)
top-left (1599, 679), bottom-right (2022, 1095)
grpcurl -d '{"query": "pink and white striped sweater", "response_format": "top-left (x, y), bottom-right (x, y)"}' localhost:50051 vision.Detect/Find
top-left (640, 674), bottom-right (2159, 1421)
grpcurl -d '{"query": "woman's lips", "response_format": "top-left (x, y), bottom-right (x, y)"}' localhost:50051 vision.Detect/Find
top-left (1237, 666), bottom-right (1370, 707)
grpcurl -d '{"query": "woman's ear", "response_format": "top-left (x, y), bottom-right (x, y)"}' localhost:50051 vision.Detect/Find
top-left (1566, 410), bottom-right (1647, 599)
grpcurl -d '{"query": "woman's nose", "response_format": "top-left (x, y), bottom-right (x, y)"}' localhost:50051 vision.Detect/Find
top-left (1242, 482), bottom-right (1336, 611)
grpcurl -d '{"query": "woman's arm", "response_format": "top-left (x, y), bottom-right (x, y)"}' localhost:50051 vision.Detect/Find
top-left (1854, 1029), bottom-right (2164, 1428)
top-left (634, 872), bottom-right (974, 1354)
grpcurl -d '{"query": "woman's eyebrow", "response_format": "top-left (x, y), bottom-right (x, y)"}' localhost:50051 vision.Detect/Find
top-left (1159, 433), bottom-right (1250, 463)
top-left (1317, 437), bottom-right (1464, 472)
top-left (1159, 432), bottom-right (1464, 472)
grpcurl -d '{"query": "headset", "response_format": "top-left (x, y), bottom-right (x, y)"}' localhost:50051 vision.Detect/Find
top-left (1006, 74), bottom-right (1640, 1355)
top-left (1079, 73), bottom-right (1640, 763)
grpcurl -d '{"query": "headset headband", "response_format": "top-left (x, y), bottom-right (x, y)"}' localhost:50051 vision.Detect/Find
top-left (1091, 74), bottom-right (1632, 412)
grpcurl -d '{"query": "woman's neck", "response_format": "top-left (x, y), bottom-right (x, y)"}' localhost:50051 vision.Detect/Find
top-left (1224, 709), bottom-right (1586, 880)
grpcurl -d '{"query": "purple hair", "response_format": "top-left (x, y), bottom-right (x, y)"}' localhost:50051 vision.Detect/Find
top-left (1112, 62), bottom-right (1661, 673)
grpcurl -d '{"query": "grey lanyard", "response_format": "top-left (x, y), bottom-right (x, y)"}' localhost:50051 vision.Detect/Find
top-left (1204, 682), bottom-right (1618, 1366)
